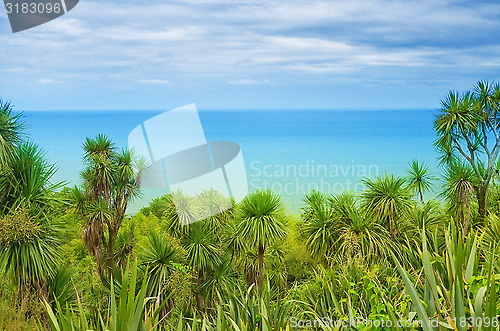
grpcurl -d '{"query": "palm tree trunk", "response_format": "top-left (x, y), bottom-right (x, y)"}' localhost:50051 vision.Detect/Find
top-left (196, 271), bottom-right (206, 311)
top-left (35, 278), bottom-right (51, 329)
top-left (257, 244), bottom-right (264, 296)
top-left (419, 188), bottom-right (425, 205)
top-left (92, 245), bottom-right (104, 277)
top-left (245, 265), bottom-right (256, 287)
top-left (477, 184), bottom-right (488, 223)
top-left (105, 232), bottom-right (116, 275)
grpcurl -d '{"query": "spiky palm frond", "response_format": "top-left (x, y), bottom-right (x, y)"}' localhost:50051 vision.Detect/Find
top-left (483, 213), bottom-right (500, 254)
top-left (0, 208), bottom-right (61, 288)
top-left (0, 142), bottom-right (62, 217)
top-left (406, 160), bottom-right (436, 204)
top-left (162, 192), bottom-right (196, 238)
top-left (235, 189), bottom-right (287, 294)
top-left (47, 267), bottom-right (77, 310)
top-left (171, 190), bottom-right (203, 227)
top-left (300, 190), bottom-right (336, 264)
top-left (141, 228), bottom-right (185, 300)
top-left (404, 199), bottom-right (446, 233)
top-left (0, 100), bottom-right (24, 168)
top-left (474, 81), bottom-right (500, 123)
top-left (442, 162), bottom-right (477, 233)
top-left (332, 192), bottom-right (394, 264)
top-left (185, 222), bottom-right (222, 273)
top-left (198, 189), bottom-right (233, 234)
top-left (434, 91), bottom-right (480, 143)
top-left (76, 135), bottom-right (144, 276)
top-left (434, 82), bottom-right (500, 221)
top-left (361, 174), bottom-right (414, 238)
top-left (114, 221), bottom-right (136, 270)
top-left (82, 134), bottom-right (115, 164)
top-left (399, 199), bottom-right (447, 255)
top-left (236, 189), bottom-right (287, 250)
top-left (201, 259), bottom-right (237, 306)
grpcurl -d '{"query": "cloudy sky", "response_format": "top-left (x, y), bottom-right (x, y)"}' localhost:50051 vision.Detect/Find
top-left (1, 0), bottom-right (500, 110)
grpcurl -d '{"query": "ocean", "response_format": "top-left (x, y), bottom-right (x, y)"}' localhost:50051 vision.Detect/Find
top-left (24, 109), bottom-right (440, 215)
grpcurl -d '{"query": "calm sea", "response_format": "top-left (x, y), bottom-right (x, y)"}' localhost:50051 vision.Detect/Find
top-left (24, 110), bottom-right (440, 214)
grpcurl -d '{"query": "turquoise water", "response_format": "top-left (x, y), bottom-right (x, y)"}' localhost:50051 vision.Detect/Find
top-left (24, 110), bottom-right (440, 214)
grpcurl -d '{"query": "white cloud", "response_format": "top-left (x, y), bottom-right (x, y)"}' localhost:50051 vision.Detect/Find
top-left (136, 79), bottom-right (171, 84)
top-left (37, 79), bottom-right (63, 84)
top-left (229, 79), bottom-right (258, 85)
top-left (1, 0), bottom-right (500, 106)
top-left (229, 79), bottom-right (272, 85)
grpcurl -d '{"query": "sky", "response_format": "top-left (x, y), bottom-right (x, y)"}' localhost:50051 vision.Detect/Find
top-left (1, 0), bottom-right (500, 111)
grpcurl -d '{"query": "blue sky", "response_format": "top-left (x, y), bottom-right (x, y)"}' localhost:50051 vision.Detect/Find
top-left (1, 0), bottom-right (500, 110)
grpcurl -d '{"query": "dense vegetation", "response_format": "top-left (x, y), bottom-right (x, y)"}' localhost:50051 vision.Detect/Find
top-left (0, 81), bottom-right (499, 330)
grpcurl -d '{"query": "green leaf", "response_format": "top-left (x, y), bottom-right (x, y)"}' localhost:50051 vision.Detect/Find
top-left (391, 252), bottom-right (433, 331)
top-left (465, 235), bottom-right (477, 283)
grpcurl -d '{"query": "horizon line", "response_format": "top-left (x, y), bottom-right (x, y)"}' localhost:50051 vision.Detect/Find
top-left (20, 107), bottom-right (438, 112)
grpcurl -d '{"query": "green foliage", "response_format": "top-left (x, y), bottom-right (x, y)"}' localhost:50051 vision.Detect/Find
top-left (442, 162), bottom-right (477, 222)
top-left (0, 101), bottom-right (66, 329)
top-left (393, 224), bottom-right (500, 331)
top-left (0, 207), bottom-right (42, 244)
top-left (73, 134), bottom-right (145, 276)
top-left (185, 222), bottom-right (222, 273)
top-left (235, 189), bottom-right (287, 295)
top-left (43, 259), bottom-right (168, 331)
top-left (114, 220), bottom-right (137, 269)
top-left (235, 189), bottom-right (287, 250)
top-left (434, 81), bottom-right (500, 221)
top-left (300, 190), bottom-right (336, 264)
top-left (4, 86), bottom-right (500, 330)
top-left (141, 228), bottom-right (186, 298)
top-left (0, 99), bottom-right (24, 168)
top-left (0, 285), bottom-right (40, 330)
top-left (333, 192), bottom-right (394, 264)
top-left (406, 160), bottom-right (436, 204)
top-left (0, 207), bottom-right (62, 290)
top-left (0, 142), bottom-right (62, 217)
top-left (301, 190), bottom-right (395, 266)
top-left (361, 173), bottom-right (414, 238)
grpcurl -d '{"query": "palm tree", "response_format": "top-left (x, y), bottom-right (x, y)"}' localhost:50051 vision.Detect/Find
top-left (0, 143), bottom-right (63, 305)
top-left (74, 134), bottom-right (144, 276)
top-left (442, 162), bottom-right (477, 236)
top-left (201, 258), bottom-right (237, 306)
top-left (163, 192), bottom-right (199, 238)
top-left (0, 100), bottom-right (24, 169)
top-left (331, 192), bottom-right (394, 264)
top-left (141, 228), bottom-right (185, 318)
top-left (434, 81), bottom-right (500, 222)
top-left (0, 102), bottom-right (62, 313)
top-left (406, 160), bottom-right (436, 205)
top-left (399, 199), bottom-right (447, 253)
top-left (198, 189), bottom-right (233, 239)
top-left (235, 190), bottom-right (287, 295)
top-left (300, 190), bottom-right (336, 265)
top-left (236, 247), bottom-right (259, 288)
top-left (184, 222), bottom-right (222, 310)
top-left (361, 174), bottom-right (413, 239)
top-left (265, 241), bottom-right (289, 292)
top-left (114, 221), bottom-right (136, 270)
top-left (0, 142), bottom-right (61, 216)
